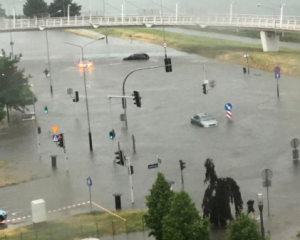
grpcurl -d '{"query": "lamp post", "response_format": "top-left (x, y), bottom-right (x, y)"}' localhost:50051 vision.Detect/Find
top-left (230, 2), bottom-right (236, 24)
top-left (8, 0), bottom-right (22, 59)
top-left (64, 37), bottom-right (105, 152)
top-left (39, 10), bottom-right (61, 96)
top-left (175, 1), bottom-right (179, 24)
top-left (244, 54), bottom-right (250, 74)
top-left (280, 4), bottom-right (286, 28)
top-left (257, 4), bottom-right (279, 98)
top-left (67, 4), bottom-right (71, 26)
top-left (258, 193), bottom-right (265, 240)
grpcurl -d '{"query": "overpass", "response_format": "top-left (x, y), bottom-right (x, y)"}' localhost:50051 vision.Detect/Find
top-left (1, 14), bottom-right (300, 52)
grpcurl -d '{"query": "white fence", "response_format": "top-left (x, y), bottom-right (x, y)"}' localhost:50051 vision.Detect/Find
top-left (0, 14), bottom-right (300, 32)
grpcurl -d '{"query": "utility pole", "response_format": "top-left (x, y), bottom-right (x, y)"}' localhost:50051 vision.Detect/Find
top-left (127, 156), bottom-right (134, 204)
top-left (179, 160), bottom-right (186, 190)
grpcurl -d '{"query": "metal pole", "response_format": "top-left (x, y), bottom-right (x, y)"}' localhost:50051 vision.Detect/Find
top-left (32, 94), bottom-right (41, 159)
top-left (89, 186), bottom-right (92, 212)
top-left (75, 101), bottom-right (78, 119)
top-left (259, 205), bottom-right (265, 240)
top-left (247, 56), bottom-right (250, 74)
top-left (81, 47), bottom-right (93, 151)
top-left (160, 0), bottom-right (167, 58)
top-left (63, 132), bottom-right (69, 172)
top-left (127, 157), bottom-right (134, 204)
top-left (45, 29), bottom-right (53, 95)
top-left (68, 5), bottom-right (70, 26)
top-left (230, 3), bottom-right (233, 24)
top-left (274, 11), bottom-right (279, 98)
top-left (267, 186), bottom-right (270, 218)
top-left (122, 2), bottom-right (124, 24)
top-left (122, 65), bottom-right (168, 130)
top-left (132, 134), bottom-right (136, 153)
top-left (8, 3), bottom-right (14, 59)
top-left (180, 168), bottom-right (184, 190)
top-left (203, 65), bottom-right (207, 79)
top-left (280, 5), bottom-right (284, 28)
top-left (175, 2), bottom-right (178, 24)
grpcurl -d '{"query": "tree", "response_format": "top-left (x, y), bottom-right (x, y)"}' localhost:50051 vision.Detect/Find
top-left (226, 213), bottom-right (261, 240)
top-left (144, 172), bottom-right (174, 240)
top-left (0, 50), bottom-right (36, 123)
top-left (202, 158), bottom-right (243, 227)
top-left (162, 191), bottom-right (210, 240)
top-left (0, 4), bottom-right (6, 17)
top-left (23, 0), bottom-right (48, 18)
top-left (48, 0), bottom-right (81, 17)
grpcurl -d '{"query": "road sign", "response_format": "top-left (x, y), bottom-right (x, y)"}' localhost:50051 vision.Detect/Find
top-left (263, 180), bottom-right (272, 187)
top-left (261, 169), bottom-right (273, 181)
top-left (290, 138), bottom-right (300, 149)
top-left (148, 163), bottom-right (158, 169)
top-left (275, 73), bottom-right (280, 79)
top-left (274, 66), bottom-right (281, 73)
top-left (52, 135), bottom-right (58, 142)
top-left (87, 177), bottom-right (92, 187)
top-left (51, 126), bottom-right (59, 135)
top-left (225, 103), bottom-right (232, 111)
top-left (226, 111), bottom-right (232, 119)
top-left (209, 80), bottom-right (216, 88)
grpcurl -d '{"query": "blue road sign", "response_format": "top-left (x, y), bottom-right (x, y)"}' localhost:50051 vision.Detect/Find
top-left (87, 177), bottom-right (92, 187)
top-left (275, 73), bottom-right (280, 79)
top-left (148, 163), bottom-right (158, 169)
top-left (52, 135), bottom-right (58, 142)
top-left (225, 103), bottom-right (232, 111)
top-left (274, 66), bottom-right (281, 73)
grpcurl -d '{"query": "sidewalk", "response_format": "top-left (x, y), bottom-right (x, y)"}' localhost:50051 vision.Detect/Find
top-left (101, 231), bottom-right (154, 240)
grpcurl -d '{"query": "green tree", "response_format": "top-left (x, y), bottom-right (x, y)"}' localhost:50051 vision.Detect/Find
top-left (162, 191), bottom-right (210, 240)
top-left (226, 213), bottom-right (261, 240)
top-left (0, 4), bottom-right (6, 17)
top-left (202, 158), bottom-right (243, 227)
top-left (48, 0), bottom-right (81, 17)
top-left (144, 172), bottom-right (174, 240)
top-left (23, 0), bottom-right (48, 18)
top-left (0, 50), bottom-right (36, 123)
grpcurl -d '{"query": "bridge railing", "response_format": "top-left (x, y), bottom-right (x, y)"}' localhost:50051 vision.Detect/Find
top-left (1, 15), bottom-right (300, 32)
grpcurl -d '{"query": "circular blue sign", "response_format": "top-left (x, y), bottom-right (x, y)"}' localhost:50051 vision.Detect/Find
top-left (87, 177), bottom-right (92, 187)
top-left (225, 103), bottom-right (232, 111)
top-left (274, 66), bottom-right (281, 73)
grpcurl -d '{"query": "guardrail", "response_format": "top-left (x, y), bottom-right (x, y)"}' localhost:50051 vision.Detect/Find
top-left (0, 15), bottom-right (300, 32)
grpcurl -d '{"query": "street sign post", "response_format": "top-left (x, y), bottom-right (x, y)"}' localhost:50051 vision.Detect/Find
top-left (275, 73), bottom-right (280, 79)
top-left (274, 66), bottom-right (280, 98)
top-left (225, 103), bottom-right (232, 111)
top-left (261, 169), bottom-right (273, 218)
top-left (148, 163), bottom-right (158, 169)
top-left (52, 135), bottom-right (58, 142)
top-left (87, 177), bottom-right (92, 212)
top-left (51, 126), bottom-right (58, 135)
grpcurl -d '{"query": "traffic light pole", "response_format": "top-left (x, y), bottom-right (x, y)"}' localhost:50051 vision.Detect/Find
top-left (127, 156), bottom-right (134, 204)
top-left (180, 168), bottom-right (184, 191)
top-left (62, 132), bottom-right (69, 172)
top-left (122, 65), bottom-right (167, 130)
top-left (32, 95), bottom-right (41, 159)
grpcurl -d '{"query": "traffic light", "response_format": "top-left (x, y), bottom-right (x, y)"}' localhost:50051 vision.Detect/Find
top-left (109, 129), bottom-right (115, 140)
top-left (179, 160), bottom-right (186, 170)
top-left (115, 150), bottom-right (124, 165)
top-left (202, 84), bottom-right (207, 94)
top-left (129, 165), bottom-right (134, 175)
top-left (57, 134), bottom-right (64, 148)
top-left (44, 106), bottom-right (48, 114)
top-left (164, 57), bottom-right (172, 72)
top-left (73, 91), bottom-right (79, 102)
top-left (132, 91), bottom-right (142, 107)
top-left (37, 127), bottom-right (41, 134)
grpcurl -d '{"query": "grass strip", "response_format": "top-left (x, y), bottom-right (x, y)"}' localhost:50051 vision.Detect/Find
top-left (0, 210), bottom-right (147, 240)
top-left (68, 28), bottom-right (300, 79)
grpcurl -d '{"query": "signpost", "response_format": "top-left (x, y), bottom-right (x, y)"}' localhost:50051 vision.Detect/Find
top-left (225, 103), bottom-right (232, 119)
top-left (261, 169), bottom-right (273, 218)
top-left (148, 163), bottom-right (158, 169)
top-left (87, 177), bottom-right (92, 212)
top-left (274, 66), bottom-right (281, 98)
top-left (52, 135), bottom-right (58, 142)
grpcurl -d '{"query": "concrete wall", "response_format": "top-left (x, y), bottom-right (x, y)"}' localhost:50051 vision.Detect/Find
top-left (260, 31), bottom-right (279, 52)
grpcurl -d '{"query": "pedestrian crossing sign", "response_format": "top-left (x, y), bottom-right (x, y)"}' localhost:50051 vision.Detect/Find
top-left (52, 135), bottom-right (58, 142)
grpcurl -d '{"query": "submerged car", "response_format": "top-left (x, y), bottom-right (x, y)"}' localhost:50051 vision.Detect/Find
top-left (191, 113), bottom-right (218, 127)
top-left (123, 53), bottom-right (149, 60)
top-left (78, 58), bottom-right (93, 68)
top-left (0, 210), bottom-right (7, 222)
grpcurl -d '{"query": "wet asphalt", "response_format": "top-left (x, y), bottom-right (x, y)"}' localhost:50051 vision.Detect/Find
top-left (0, 29), bottom-right (300, 239)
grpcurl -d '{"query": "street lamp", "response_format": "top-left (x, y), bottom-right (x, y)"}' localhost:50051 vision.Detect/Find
top-left (175, 1), bottom-right (179, 24)
top-left (257, 4), bottom-right (279, 98)
top-left (258, 193), bottom-right (265, 240)
top-left (68, 4), bottom-right (71, 26)
top-left (280, 4), bottom-right (286, 28)
top-left (230, 2), bottom-right (236, 24)
top-left (244, 54), bottom-right (250, 74)
top-left (8, 0), bottom-right (23, 59)
top-left (39, 10), bottom-right (62, 96)
top-left (64, 37), bottom-right (105, 152)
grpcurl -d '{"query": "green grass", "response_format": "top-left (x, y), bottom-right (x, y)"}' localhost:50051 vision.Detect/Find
top-left (0, 210), bottom-right (147, 240)
top-left (82, 27), bottom-right (300, 79)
